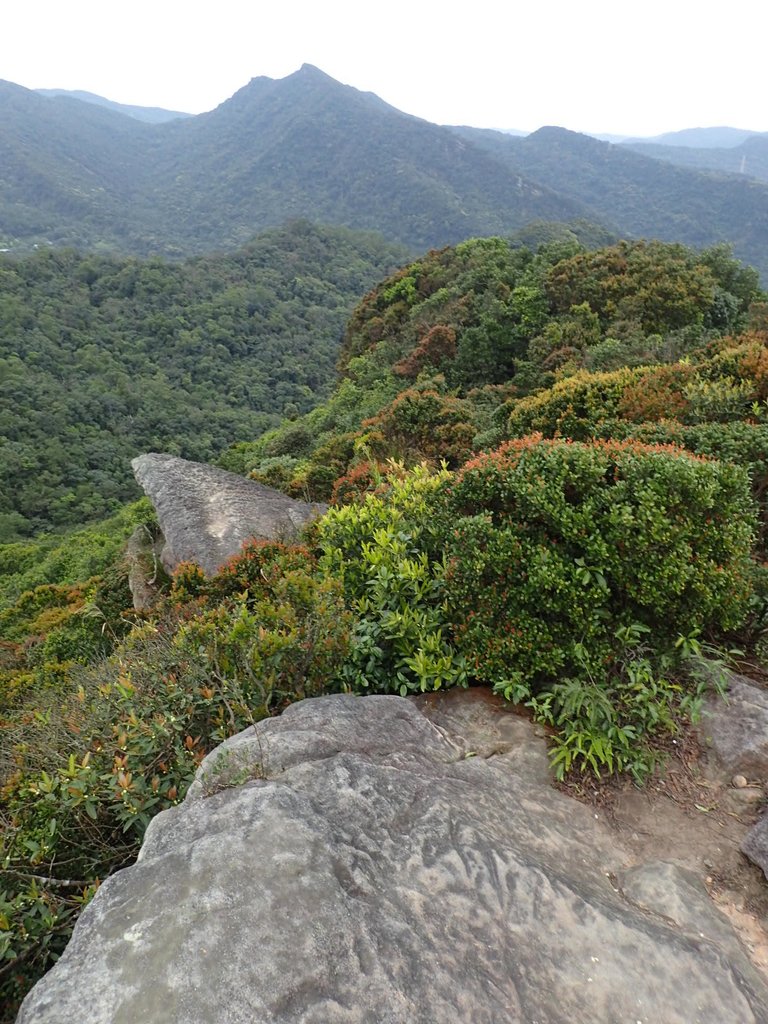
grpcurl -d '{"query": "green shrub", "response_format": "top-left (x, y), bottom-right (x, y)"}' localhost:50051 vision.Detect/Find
top-left (363, 388), bottom-right (475, 468)
top-left (522, 622), bottom-right (726, 781)
top-left (543, 240), bottom-right (719, 335)
top-left (507, 368), bottom-right (641, 440)
top-left (0, 628), bottom-right (215, 1011)
top-left (171, 540), bottom-right (316, 608)
top-left (436, 435), bottom-right (755, 775)
top-left (0, 563), bottom-right (135, 714)
top-left (318, 464), bottom-right (467, 695)
top-left (1, 541), bottom-right (351, 1013)
top-left (248, 455), bottom-right (302, 492)
top-left (598, 420), bottom-right (768, 557)
top-left (740, 562), bottom-right (768, 666)
top-left (0, 499), bottom-right (154, 612)
top-left (683, 376), bottom-right (756, 423)
top-left (173, 572), bottom-right (351, 713)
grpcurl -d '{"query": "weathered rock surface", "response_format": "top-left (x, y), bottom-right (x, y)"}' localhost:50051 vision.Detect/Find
top-left (701, 673), bottom-right (768, 778)
top-left (124, 524), bottom-right (162, 611)
top-left (700, 673), bottom-right (768, 882)
top-left (131, 453), bottom-right (327, 575)
top-left (18, 692), bottom-right (768, 1024)
top-left (742, 816), bottom-right (768, 882)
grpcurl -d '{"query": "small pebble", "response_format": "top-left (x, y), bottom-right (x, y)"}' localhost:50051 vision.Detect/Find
top-left (732, 774), bottom-right (748, 789)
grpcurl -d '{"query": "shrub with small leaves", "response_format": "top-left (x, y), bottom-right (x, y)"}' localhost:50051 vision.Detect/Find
top-left (0, 541), bottom-right (351, 1015)
top-left (435, 435), bottom-right (755, 775)
top-left (318, 463), bottom-right (467, 696)
top-left (507, 368), bottom-right (642, 440)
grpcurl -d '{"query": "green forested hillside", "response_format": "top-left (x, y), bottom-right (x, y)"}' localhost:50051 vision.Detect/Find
top-left (229, 236), bottom-right (763, 499)
top-left (2, 234), bottom-right (768, 1019)
top-left (0, 221), bottom-right (406, 540)
top-left (624, 135), bottom-right (768, 184)
top-left (451, 125), bottom-right (768, 280)
top-left (4, 67), bottom-right (768, 280)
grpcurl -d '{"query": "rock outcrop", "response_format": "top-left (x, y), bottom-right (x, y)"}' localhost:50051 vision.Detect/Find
top-left (699, 672), bottom-right (768, 881)
top-left (131, 453), bottom-right (327, 575)
top-left (742, 815), bottom-right (768, 882)
top-left (702, 673), bottom-right (768, 778)
top-left (17, 691), bottom-right (768, 1024)
top-left (124, 524), bottom-right (163, 611)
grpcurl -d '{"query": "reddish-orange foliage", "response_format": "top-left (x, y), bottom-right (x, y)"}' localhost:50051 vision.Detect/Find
top-left (457, 433), bottom-right (708, 481)
top-left (733, 339), bottom-right (768, 401)
top-left (393, 325), bottom-right (457, 378)
top-left (170, 541), bottom-right (315, 607)
top-left (617, 363), bottom-right (695, 423)
top-left (330, 460), bottom-right (389, 505)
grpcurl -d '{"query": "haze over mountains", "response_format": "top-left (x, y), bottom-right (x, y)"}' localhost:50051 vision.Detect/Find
top-left (35, 88), bottom-right (192, 124)
top-left (623, 134), bottom-right (768, 184)
top-left (1, 64), bottom-right (767, 278)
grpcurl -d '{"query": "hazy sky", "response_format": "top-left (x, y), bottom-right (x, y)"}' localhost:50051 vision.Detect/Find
top-left (4, 0), bottom-right (766, 137)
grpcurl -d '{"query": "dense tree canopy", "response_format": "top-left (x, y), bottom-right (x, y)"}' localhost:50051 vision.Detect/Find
top-left (0, 221), bottom-right (405, 540)
top-left (241, 237), bottom-right (764, 501)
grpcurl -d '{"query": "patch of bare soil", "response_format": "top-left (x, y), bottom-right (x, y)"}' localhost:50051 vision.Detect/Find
top-left (562, 724), bottom-right (768, 976)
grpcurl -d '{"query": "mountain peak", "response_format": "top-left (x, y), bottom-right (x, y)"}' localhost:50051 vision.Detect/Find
top-left (526, 126), bottom-right (610, 152)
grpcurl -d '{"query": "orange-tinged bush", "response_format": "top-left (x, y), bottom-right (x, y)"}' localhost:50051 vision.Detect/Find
top-left (393, 325), bottom-right (457, 378)
top-left (617, 363), bottom-right (695, 423)
top-left (364, 388), bottom-right (475, 467)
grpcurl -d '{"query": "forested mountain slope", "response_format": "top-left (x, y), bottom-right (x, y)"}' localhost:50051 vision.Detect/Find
top-left (0, 79), bottom-right (153, 251)
top-left (35, 88), bottom-right (192, 124)
top-left (3, 67), bottom-right (768, 278)
top-left (452, 125), bottom-right (768, 281)
top-left (0, 68), bottom-right (587, 255)
top-left (0, 222), bottom-right (406, 540)
top-left (137, 65), bottom-right (588, 253)
top-left (624, 134), bottom-right (768, 184)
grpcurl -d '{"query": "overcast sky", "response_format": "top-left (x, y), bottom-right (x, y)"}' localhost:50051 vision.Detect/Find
top-left (4, 0), bottom-right (766, 137)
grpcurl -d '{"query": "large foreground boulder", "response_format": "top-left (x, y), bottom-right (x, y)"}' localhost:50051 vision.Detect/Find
top-left (131, 453), bottom-right (327, 575)
top-left (17, 692), bottom-right (768, 1024)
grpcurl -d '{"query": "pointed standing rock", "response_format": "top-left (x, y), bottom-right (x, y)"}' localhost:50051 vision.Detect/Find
top-left (132, 453), bottom-right (327, 575)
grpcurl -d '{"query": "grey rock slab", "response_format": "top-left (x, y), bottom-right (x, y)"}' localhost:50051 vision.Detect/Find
top-left (701, 673), bottom-right (768, 779)
top-left (18, 692), bottom-right (768, 1024)
top-left (131, 453), bottom-right (327, 575)
top-left (742, 813), bottom-right (768, 880)
top-left (619, 860), bottom-right (747, 950)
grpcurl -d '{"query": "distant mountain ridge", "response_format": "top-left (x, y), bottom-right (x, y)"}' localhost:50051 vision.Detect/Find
top-left (449, 123), bottom-right (768, 280)
top-left (624, 127), bottom-right (766, 149)
top-left (35, 88), bottom-right (192, 123)
top-left (623, 134), bottom-right (768, 184)
top-left (1, 65), bottom-right (767, 279)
